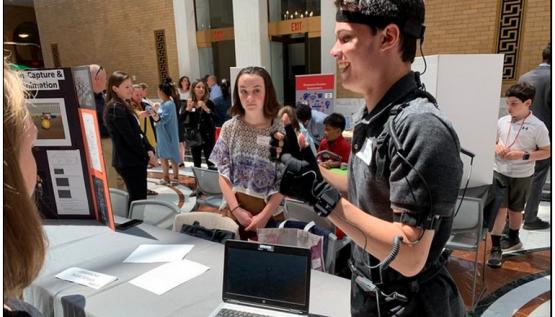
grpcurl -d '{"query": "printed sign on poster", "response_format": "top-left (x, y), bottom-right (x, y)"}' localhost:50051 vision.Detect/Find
top-left (295, 74), bottom-right (334, 114)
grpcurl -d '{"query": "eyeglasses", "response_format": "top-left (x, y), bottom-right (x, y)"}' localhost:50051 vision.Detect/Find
top-left (94, 66), bottom-right (104, 79)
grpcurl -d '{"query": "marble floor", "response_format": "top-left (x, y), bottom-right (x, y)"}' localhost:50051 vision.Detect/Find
top-left (144, 163), bottom-right (551, 316)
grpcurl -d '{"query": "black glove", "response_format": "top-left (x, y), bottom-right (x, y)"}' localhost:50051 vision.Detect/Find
top-left (270, 124), bottom-right (301, 161)
top-left (279, 153), bottom-right (341, 217)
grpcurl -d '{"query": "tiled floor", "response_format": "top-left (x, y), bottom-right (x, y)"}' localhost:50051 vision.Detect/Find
top-left (146, 163), bottom-right (551, 316)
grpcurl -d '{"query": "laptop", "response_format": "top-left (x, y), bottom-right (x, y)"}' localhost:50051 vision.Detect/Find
top-left (209, 240), bottom-right (311, 317)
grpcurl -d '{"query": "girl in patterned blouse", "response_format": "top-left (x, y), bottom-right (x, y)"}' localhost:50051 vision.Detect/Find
top-left (209, 67), bottom-right (285, 238)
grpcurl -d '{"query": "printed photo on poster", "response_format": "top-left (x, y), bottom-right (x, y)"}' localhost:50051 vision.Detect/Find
top-left (295, 74), bottom-right (335, 114)
top-left (92, 177), bottom-right (109, 225)
top-left (72, 66), bottom-right (96, 109)
top-left (27, 98), bottom-right (72, 146)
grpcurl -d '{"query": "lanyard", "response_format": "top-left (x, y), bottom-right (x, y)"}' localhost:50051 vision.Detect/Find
top-left (505, 112), bottom-right (531, 148)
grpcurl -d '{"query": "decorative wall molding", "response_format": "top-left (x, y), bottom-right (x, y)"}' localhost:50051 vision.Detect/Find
top-left (154, 30), bottom-right (169, 83)
top-left (496, 0), bottom-right (525, 80)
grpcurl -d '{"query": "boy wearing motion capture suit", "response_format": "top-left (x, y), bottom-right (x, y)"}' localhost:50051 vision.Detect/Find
top-left (272, 0), bottom-right (465, 316)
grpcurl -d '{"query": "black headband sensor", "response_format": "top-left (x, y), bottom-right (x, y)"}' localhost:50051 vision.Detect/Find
top-left (336, 10), bottom-right (425, 42)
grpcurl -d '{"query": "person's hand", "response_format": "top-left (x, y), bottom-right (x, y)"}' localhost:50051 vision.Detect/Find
top-left (197, 100), bottom-right (208, 111)
top-left (138, 111), bottom-right (148, 118)
top-left (319, 160), bottom-right (332, 169)
top-left (495, 142), bottom-right (508, 157)
top-left (233, 207), bottom-right (253, 227)
top-left (186, 100), bottom-right (194, 111)
top-left (281, 113), bottom-right (291, 126)
top-left (245, 212), bottom-right (271, 231)
top-left (297, 132), bottom-right (308, 150)
top-left (279, 154), bottom-right (341, 217)
top-left (153, 103), bottom-right (160, 111)
top-left (503, 150), bottom-right (526, 160)
top-left (147, 151), bottom-right (159, 167)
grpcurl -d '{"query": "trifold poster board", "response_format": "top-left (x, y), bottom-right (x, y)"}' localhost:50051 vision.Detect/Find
top-left (20, 66), bottom-right (115, 230)
top-left (412, 54), bottom-right (504, 187)
top-left (295, 74), bottom-right (335, 114)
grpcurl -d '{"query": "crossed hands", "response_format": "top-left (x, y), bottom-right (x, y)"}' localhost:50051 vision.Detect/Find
top-left (496, 143), bottom-right (525, 160)
top-left (233, 207), bottom-right (270, 231)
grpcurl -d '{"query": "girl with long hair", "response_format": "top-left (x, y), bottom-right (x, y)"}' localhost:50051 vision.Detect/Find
top-left (4, 61), bottom-right (47, 316)
top-left (104, 71), bottom-right (155, 204)
top-left (209, 66), bottom-right (285, 239)
top-left (183, 80), bottom-right (216, 168)
top-left (153, 77), bottom-right (181, 185)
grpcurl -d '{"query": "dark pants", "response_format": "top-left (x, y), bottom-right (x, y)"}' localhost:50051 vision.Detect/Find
top-left (115, 165), bottom-right (147, 208)
top-left (524, 158), bottom-right (550, 223)
top-left (191, 137), bottom-right (215, 168)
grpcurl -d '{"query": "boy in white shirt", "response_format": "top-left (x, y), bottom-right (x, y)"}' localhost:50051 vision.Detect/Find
top-left (488, 82), bottom-right (551, 268)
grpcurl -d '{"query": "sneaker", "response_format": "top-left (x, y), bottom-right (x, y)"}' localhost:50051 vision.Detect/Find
top-left (523, 218), bottom-right (550, 230)
top-left (147, 189), bottom-right (158, 196)
top-left (500, 236), bottom-right (522, 251)
top-left (487, 247), bottom-right (503, 268)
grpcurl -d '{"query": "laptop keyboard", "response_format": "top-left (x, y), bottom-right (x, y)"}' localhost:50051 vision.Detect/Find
top-left (215, 308), bottom-right (273, 317)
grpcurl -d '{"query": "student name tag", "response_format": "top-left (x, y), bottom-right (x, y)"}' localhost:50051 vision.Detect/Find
top-left (356, 138), bottom-right (373, 166)
top-left (257, 135), bottom-right (272, 146)
top-left (56, 267), bottom-right (117, 290)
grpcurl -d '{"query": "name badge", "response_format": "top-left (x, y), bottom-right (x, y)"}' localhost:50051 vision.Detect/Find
top-left (257, 135), bottom-right (272, 146)
top-left (356, 138), bottom-right (373, 166)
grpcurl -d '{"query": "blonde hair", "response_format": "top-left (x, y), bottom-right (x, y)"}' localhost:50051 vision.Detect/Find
top-left (3, 61), bottom-right (46, 300)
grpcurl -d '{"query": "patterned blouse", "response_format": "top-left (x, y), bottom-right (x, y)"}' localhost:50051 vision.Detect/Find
top-left (209, 115), bottom-right (285, 201)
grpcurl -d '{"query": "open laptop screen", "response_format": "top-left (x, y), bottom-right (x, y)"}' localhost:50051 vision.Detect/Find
top-left (223, 240), bottom-right (311, 314)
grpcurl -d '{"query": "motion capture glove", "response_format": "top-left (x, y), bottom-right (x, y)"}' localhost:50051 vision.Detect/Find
top-left (279, 153), bottom-right (341, 217)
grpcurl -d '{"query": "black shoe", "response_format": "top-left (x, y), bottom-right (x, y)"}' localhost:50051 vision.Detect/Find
top-left (523, 218), bottom-right (550, 230)
top-left (500, 236), bottom-right (522, 251)
top-left (487, 247), bottom-right (503, 268)
top-left (147, 189), bottom-right (158, 196)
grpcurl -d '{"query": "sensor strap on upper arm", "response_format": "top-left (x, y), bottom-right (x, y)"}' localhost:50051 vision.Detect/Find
top-left (395, 211), bottom-right (442, 231)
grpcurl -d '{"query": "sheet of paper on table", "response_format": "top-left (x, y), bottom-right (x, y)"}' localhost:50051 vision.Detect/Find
top-left (56, 267), bottom-right (118, 290)
top-left (123, 244), bottom-right (194, 263)
top-left (129, 259), bottom-right (209, 295)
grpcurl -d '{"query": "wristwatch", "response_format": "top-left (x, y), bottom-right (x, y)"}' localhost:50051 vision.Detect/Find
top-left (522, 151), bottom-right (530, 160)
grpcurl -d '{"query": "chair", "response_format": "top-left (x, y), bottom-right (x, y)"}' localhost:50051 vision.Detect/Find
top-left (129, 199), bottom-right (180, 230)
top-left (445, 185), bottom-right (489, 313)
top-left (173, 212), bottom-right (240, 239)
top-left (191, 167), bottom-right (224, 210)
top-left (109, 188), bottom-right (129, 218)
top-left (284, 199), bottom-right (335, 232)
top-left (283, 199), bottom-right (351, 274)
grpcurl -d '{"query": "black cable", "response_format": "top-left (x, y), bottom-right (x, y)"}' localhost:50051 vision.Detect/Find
top-left (453, 155), bottom-right (474, 219)
top-left (419, 39), bottom-right (427, 76)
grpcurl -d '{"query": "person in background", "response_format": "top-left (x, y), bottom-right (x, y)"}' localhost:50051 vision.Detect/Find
top-left (89, 64), bottom-right (124, 190)
top-left (177, 76), bottom-right (191, 166)
top-left (318, 112), bottom-right (350, 169)
top-left (278, 105), bottom-right (317, 155)
top-left (177, 76), bottom-right (191, 100)
top-left (131, 84), bottom-right (157, 151)
top-left (487, 83), bottom-right (550, 268)
top-left (209, 66), bottom-right (285, 239)
top-left (152, 78), bottom-right (181, 185)
top-left (4, 61), bottom-right (47, 317)
top-left (213, 78), bottom-right (232, 127)
top-left (104, 71), bottom-right (156, 205)
top-left (207, 74), bottom-right (223, 101)
top-left (183, 80), bottom-right (217, 168)
top-left (518, 43), bottom-right (551, 230)
top-left (296, 102), bottom-right (327, 146)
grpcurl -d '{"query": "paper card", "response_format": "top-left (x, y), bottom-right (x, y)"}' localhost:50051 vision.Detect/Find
top-left (123, 244), bottom-right (194, 263)
top-left (129, 259), bottom-right (209, 295)
top-left (56, 267), bottom-right (117, 290)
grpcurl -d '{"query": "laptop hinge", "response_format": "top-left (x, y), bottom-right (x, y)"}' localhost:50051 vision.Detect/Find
top-left (225, 299), bottom-right (305, 315)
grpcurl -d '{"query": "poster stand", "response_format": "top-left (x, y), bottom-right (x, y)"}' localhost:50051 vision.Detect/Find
top-left (20, 66), bottom-right (115, 230)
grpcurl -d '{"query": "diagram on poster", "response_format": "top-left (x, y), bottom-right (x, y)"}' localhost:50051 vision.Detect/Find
top-left (46, 150), bottom-right (89, 215)
top-left (81, 111), bottom-right (103, 173)
top-left (27, 98), bottom-right (72, 146)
